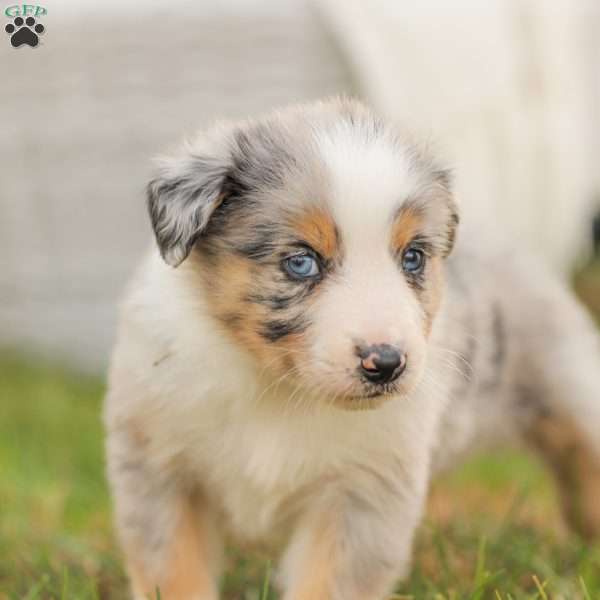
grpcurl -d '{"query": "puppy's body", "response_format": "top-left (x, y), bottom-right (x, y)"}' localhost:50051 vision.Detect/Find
top-left (105, 99), bottom-right (600, 600)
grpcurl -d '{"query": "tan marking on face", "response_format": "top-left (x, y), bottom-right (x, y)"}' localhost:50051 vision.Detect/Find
top-left (210, 253), bottom-right (255, 316)
top-left (127, 498), bottom-right (217, 600)
top-left (390, 204), bottom-right (425, 254)
top-left (200, 253), bottom-right (264, 347)
top-left (291, 206), bottom-right (339, 260)
top-left (528, 412), bottom-right (600, 539)
top-left (194, 252), bottom-right (312, 377)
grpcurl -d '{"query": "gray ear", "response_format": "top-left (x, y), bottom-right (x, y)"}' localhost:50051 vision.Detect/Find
top-left (146, 154), bottom-right (230, 267)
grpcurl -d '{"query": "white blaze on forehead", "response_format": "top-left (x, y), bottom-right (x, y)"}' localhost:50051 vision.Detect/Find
top-left (314, 123), bottom-right (420, 247)
top-left (308, 123), bottom-right (425, 354)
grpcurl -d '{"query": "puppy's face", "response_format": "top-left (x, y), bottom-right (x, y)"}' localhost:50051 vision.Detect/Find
top-left (148, 100), bottom-right (458, 408)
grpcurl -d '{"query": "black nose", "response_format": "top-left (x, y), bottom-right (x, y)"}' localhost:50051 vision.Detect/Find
top-left (358, 344), bottom-right (406, 384)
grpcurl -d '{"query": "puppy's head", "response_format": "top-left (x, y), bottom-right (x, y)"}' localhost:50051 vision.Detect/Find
top-left (147, 99), bottom-right (458, 408)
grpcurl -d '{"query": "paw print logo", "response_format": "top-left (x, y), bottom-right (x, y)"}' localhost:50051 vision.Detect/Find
top-left (5, 16), bottom-right (45, 48)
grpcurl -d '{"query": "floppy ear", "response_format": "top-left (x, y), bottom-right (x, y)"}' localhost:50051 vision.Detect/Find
top-left (146, 153), bottom-right (230, 267)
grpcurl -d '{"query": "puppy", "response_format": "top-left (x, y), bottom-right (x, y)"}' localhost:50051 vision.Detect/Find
top-left (105, 98), bottom-right (600, 600)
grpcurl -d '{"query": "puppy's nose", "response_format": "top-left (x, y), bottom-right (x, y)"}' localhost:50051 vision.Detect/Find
top-left (357, 344), bottom-right (406, 384)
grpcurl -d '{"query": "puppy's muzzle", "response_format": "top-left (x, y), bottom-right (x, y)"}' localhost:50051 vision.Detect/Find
top-left (357, 343), bottom-right (407, 384)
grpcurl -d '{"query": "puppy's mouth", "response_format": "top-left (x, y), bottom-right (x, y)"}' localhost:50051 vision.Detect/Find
top-left (354, 383), bottom-right (401, 399)
top-left (333, 362), bottom-right (425, 408)
top-left (334, 381), bottom-right (405, 410)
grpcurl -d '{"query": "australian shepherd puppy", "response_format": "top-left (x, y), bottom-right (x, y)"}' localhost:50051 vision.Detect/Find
top-left (105, 98), bottom-right (600, 600)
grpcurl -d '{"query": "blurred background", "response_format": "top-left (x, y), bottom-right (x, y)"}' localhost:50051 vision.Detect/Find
top-left (2, 0), bottom-right (600, 598)
top-left (2, 0), bottom-right (600, 372)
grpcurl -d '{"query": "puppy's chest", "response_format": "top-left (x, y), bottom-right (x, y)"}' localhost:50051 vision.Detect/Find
top-left (189, 405), bottom-right (403, 547)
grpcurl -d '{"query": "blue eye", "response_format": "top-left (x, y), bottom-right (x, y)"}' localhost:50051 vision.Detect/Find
top-left (402, 247), bottom-right (426, 274)
top-left (284, 254), bottom-right (320, 279)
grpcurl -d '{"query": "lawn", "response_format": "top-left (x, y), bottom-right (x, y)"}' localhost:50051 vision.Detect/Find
top-left (1, 260), bottom-right (599, 599)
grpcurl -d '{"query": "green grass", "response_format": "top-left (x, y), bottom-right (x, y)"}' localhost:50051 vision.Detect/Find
top-left (2, 356), bottom-right (599, 599)
top-left (1, 259), bottom-right (599, 599)
top-left (0, 355), bottom-right (126, 600)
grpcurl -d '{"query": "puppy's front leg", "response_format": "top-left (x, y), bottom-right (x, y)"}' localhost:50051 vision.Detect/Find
top-left (126, 494), bottom-right (221, 600)
top-left (280, 479), bottom-right (425, 600)
top-left (107, 430), bottom-right (221, 600)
